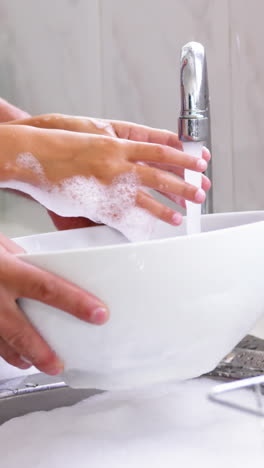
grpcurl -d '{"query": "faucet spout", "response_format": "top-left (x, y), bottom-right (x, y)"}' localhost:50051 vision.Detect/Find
top-left (178, 41), bottom-right (213, 213)
top-left (178, 41), bottom-right (210, 143)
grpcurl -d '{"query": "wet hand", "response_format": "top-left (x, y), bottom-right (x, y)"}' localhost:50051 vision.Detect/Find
top-left (0, 233), bottom-right (109, 374)
top-left (3, 119), bottom-right (210, 226)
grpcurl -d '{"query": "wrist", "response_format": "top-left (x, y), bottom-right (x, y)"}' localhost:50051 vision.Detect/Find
top-left (0, 125), bottom-right (41, 185)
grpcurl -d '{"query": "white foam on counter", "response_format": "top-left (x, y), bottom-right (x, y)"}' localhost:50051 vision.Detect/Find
top-left (0, 378), bottom-right (263, 468)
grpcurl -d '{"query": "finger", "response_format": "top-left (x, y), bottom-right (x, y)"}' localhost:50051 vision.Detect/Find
top-left (201, 175), bottom-right (211, 191)
top-left (0, 337), bottom-right (32, 369)
top-left (111, 121), bottom-right (213, 164)
top-left (136, 191), bottom-right (182, 225)
top-left (159, 175), bottom-right (211, 207)
top-left (202, 146), bottom-right (211, 161)
top-left (135, 165), bottom-right (206, 204)
top-left (127, 141), bottom-right (207, 172)
top-left (47, 210), bottom-right (100, 230)
top-left (11, 257), bottom-right (109, 326)
top-left (111, 120), bottom-right (183, 150)
top-left (0, 233), bottom-right (25, 254)
top-left (0, 300), bottom-right (64, 375)
top-left (157, 191), bottom-right (186, 209)
top-left (145, 163), bottom-right (211, 191)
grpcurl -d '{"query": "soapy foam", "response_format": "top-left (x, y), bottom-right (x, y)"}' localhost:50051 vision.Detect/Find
top-left (89, 118), bottom-right (117, 136)
top-left (16, 152), bottom-right (45, 181)
top-left (0, 153), bottom-right (156, 241)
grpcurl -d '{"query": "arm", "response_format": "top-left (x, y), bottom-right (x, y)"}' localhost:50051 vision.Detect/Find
top-left (0, 100), bottom-right (98, 230)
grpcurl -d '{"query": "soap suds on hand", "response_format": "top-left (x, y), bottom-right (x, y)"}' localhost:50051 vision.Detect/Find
top-left (16, 152), bottom-right (46, 181)
top-left (0, 152), bottom-right (156, 241)
top-left (89, 118), bottom-right (117, 137)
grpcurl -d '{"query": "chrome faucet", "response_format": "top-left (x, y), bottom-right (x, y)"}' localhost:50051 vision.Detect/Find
top-left (178, 41), bottom-right (213, 214)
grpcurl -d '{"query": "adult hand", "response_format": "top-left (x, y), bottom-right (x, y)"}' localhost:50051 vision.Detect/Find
top-left (0, 123), bottom-right (209, 226)
top-left (8, 113), bottom-right (211, 192)
top-left (0, 103), bottom-right (211, 228)
top-left (0, 233), bottom-right (109, 374)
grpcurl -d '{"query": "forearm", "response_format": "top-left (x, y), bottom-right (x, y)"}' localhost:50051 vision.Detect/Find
top-left (0, 124), bottom-right (90, 187)
top-left (0, 125), bottom-right (44, 185)
top-left (0, 100), bottom-right (96, 230)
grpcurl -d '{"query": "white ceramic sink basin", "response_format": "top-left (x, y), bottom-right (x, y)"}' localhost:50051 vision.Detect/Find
top-left (14, 211), bottom-right (264, 390)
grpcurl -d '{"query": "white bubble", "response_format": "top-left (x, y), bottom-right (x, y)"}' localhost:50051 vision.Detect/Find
top-left (16, 153), bottom-right (45, 181)
top-left (89, 118), bottom-right (116, 136)
top-left (2, 155), bottom-right (156, 242)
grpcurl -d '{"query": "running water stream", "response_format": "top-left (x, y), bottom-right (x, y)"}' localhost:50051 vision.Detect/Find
top-left (183, 141), bottom-right (203, 235)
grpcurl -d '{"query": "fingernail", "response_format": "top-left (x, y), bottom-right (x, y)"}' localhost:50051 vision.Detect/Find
top-left (45, 362), bottom-right (64, 376)
top-left (91, 307), bottom-right (109, 325)
top-left (203, 146), bottom-right (211, 160)
top-left (46, 367), bottom-right (64, 376)
top-left (181, 200), bottom-right (186, 209)
top-left (196, 159), bottom-right (207, 171)
top-left (172, 213), bottom-right (183, 225)
top-left (17, 361), bottom-right (32, 370)
top-left (204, 176), bottom-right (212, 190)
top-left (194, 188), bottom-right (206, 203)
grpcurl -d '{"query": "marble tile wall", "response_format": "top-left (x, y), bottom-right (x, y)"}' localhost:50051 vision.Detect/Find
top-left (0, 0), bottom-right (264, 237)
